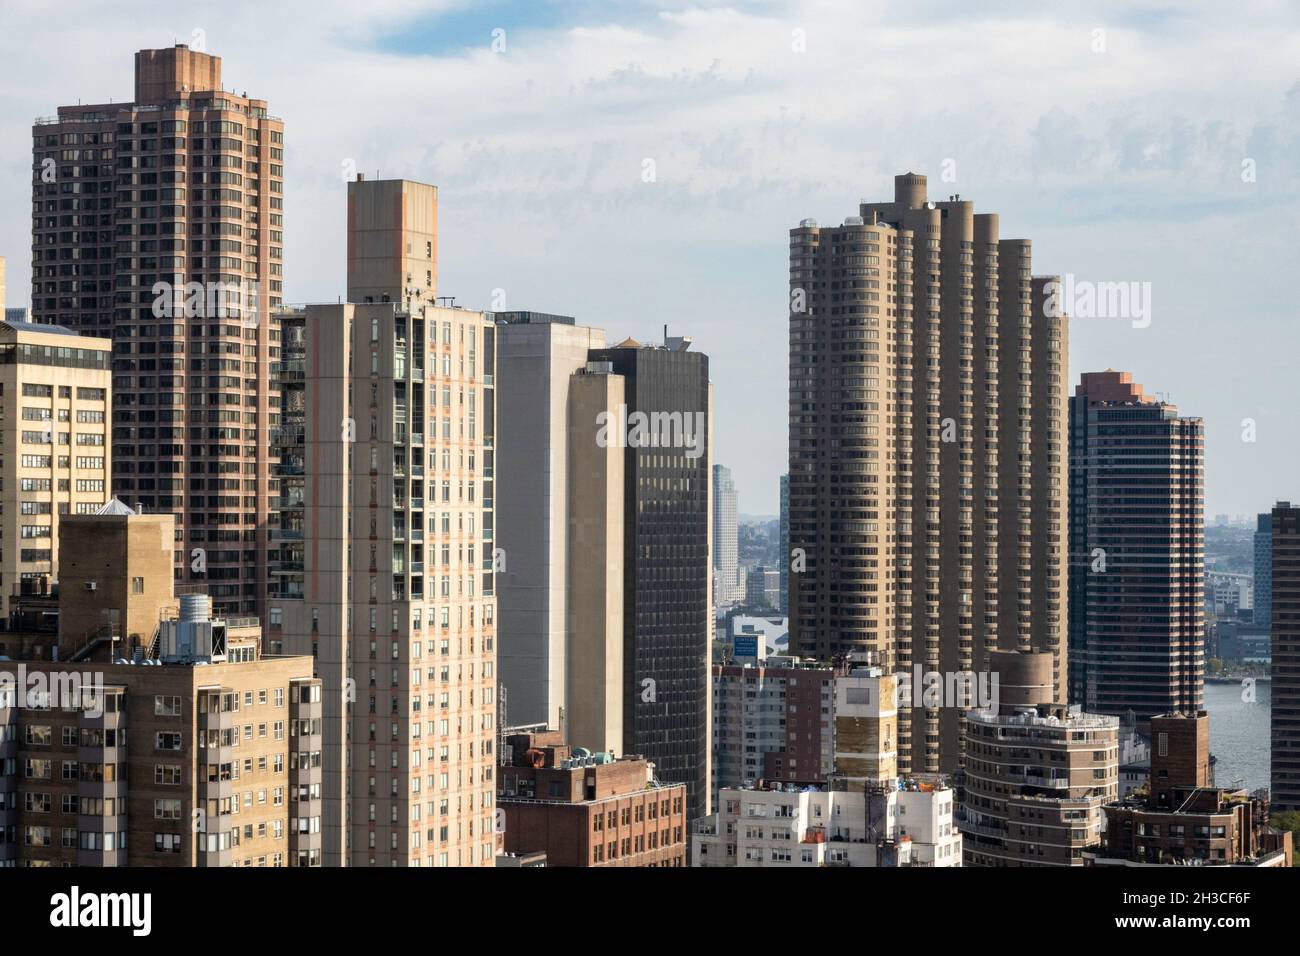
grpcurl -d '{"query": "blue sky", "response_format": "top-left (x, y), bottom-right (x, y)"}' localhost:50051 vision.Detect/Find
top-left (2, 0), bottom-right (1298, 516)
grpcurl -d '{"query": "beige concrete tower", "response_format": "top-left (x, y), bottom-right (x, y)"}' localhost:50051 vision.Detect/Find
top-left (347, 177), bottom-right (436, 311)
top-left (32, 45), bottom-right (285, 618)
top-left (565, 363), bottom-right (625, 753)
top-left (0, 320), bottom-right (112, 616)
top-left (788, 173), bottom-right (1068, 775)
top-left (495, 316), bottom-right (607, 734)
top-left (273, 179), bottom-right (497, 867)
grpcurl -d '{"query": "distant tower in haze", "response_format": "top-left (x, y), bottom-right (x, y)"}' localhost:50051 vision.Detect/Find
top-left (712, 465), bottom-right (739, 606)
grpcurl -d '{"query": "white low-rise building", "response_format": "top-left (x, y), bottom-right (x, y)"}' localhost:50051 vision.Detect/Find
top-left (694, 657), bottom-right (962, 867)
top-left (693, 779), bottom-right (962, 867)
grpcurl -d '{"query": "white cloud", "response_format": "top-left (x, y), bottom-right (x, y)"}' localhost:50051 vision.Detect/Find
top-left (1, 0), bottom-right (1297, 513)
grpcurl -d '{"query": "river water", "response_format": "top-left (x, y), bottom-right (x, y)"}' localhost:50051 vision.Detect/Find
top-left (1203, 679), bottom-right (1271, 793)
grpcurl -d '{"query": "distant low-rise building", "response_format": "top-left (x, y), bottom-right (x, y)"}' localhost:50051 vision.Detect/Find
top-left (745, 566), bottom-right (780, 611)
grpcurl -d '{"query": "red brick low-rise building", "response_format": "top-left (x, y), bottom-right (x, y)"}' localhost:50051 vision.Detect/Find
top-left (1095, 712), bottom-right (1293, 867)
top-left (497, 730), bottom-right (687, 867)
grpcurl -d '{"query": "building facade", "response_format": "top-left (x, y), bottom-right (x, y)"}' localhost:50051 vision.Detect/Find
top-left (787, 172), bottom-right (1068, 775)
top-left (584, 342), bottom-right (712, 820)
top-left (32, 45), bottom-right (284, 616)
top-left (0, 320), bottom-right (112, 617)
top-left (270, 178), bottom-right (497, 866)
top-left (695, 663), bottom-right (961, 867)
top-left (1272, 502), bottom-right (1300, 811)
top-left (1255, 511), bottom-right (1273, 628)
top-left (1097, 712), bottom-right (1291, 866)
top-left (496, 729), bottom-right (687, 867)
top-left (494, 314), bottom-right (605, 734)
top-left (711, 658), bottom-right (835, 805)
top-left (778, 473), bottom-right (789, 614)
top-left (712, 464), bottom-right (740, 607)
top-left (0, 508), bottom-right (321, 867)
top-left (745, 566), bottom-right (780, 610)
top-left (960, 651), bottom-right (1119, 867)
top-left (1068, 371), bottom-right (1205, 722)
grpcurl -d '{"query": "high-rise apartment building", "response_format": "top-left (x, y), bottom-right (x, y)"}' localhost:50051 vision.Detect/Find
top-left (0, 320), bottom-right (112, 616)
top-left (495, 313), bottom-right (606, 734)
top-left (787, 172), bottom-right (1068, 774)
top-left (1255, 511), bottom-right (1273, 628)
top-left (960, 651), bottom-right (1119, 867)
top-left (778, 473), bottom-right (789, 614)
top-left (270, 177), bottom-right (497, 866)
top-left (0, 507), bottom-right (322, 868)
top-left (1068, 371), bottom-right (1204, 722)
top-left (32, 45), bottom-right (284, 617)
top-left (584, 341), bottom-right (712, 819)
top-left (712, 464), bottom-right (739, 606)
top-left (1271, 502), bottom-right (1300, 811)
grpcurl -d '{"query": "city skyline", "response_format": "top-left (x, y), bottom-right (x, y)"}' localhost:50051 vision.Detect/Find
top-left (0, 0), bottom-right (1296, 904)
top-left (1, 1), bottom-right (1298, 518)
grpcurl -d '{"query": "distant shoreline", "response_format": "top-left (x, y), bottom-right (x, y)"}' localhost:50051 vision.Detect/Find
top-left (1206, 675), bottom-right (1270, 684)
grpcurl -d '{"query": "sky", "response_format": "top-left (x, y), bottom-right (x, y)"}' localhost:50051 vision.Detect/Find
top-left (2, 0), bottom-right (1298, 516)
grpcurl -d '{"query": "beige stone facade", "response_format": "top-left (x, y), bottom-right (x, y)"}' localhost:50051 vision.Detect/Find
top-left (0, 509), bottom-right (321, 867)
top-left (0, 321), bottom-right (112, 617)
top-left (271, 178), bottom-right (496, 867)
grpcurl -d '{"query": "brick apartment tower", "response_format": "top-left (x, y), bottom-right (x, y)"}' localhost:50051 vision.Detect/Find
top-left (787, 173), bottom-right (1068, 774)
top-left (271, 178), bottom-right (497, 866)
top-left (1068, 371), bottom-right (1205, 722)
top-left (31, 45), bottom-right (284, 616)
top-left (1271, 503), bottom-right (1300, 810)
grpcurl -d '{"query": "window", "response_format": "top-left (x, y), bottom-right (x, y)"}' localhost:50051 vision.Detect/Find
top-left (154, 695), bottom-right (181, 716)
top-left (132, 577), bottom-right (145, 595)
top-left (155, 731), bottom-right (183, 751)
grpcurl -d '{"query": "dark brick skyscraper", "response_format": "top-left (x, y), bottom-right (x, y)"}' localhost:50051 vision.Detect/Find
top-left (1068, 371), bottom-right (1205, 722)
top-left (585, 341), bottom-right (712, 819)
top-left (1271, 503), bottom-right (1300, 810)
top-left (32, 45), bottom-right (283, 615)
